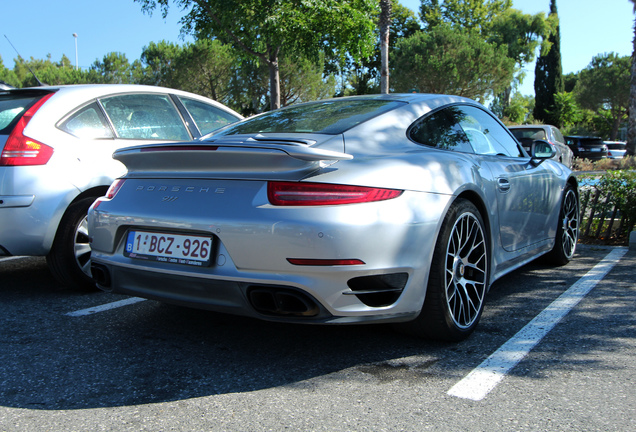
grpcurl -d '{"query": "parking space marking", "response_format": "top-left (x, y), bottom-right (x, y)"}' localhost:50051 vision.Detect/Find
top-left (448, 247), bottom-right (628, 401)
top-left (66, 297), bottom-right (147, 317)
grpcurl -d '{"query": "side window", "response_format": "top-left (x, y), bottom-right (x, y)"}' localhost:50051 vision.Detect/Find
top-left (179, 97), bottom-right (240, 135)
top-left (58, 102), bottom-right (114, 139)
top-left (552, 126), bottom-right (565, 144)
top-left (100, 94), bottom-right (191, 141)
top-left (409, 108), bottom-right (474, 153)
top-left (455, 105), bottom-right (523, 157)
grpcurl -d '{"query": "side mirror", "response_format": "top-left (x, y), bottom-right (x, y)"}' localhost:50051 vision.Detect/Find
top-left (530, 140), bottom-right (556, 165)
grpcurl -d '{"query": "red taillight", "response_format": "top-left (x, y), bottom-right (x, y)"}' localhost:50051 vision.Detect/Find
top-left (0, 93), bottom-right (55, 167)
top-left (267, 182), bottom-right (403, 206)
top-left (106, 179), bottom-right (125, 199)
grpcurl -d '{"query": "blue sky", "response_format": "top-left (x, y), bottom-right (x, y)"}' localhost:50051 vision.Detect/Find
top-left (1, 0), bottom-right (633, 96)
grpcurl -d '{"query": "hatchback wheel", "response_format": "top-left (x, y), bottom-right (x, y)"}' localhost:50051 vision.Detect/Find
top-left (398, 199), bottom-right (489, 341)
top-left (46, 197), bottom-right (97, 290)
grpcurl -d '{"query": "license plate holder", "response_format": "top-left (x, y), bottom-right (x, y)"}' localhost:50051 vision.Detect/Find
top-left (124, 230), bottom-right (213, 267)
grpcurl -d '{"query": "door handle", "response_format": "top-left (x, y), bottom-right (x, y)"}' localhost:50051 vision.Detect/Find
top-left (498, 178), bottom-right (511, 193)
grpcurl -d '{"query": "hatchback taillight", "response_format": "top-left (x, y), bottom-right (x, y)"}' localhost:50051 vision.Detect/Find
top-left (0, 93), bottom-right (55, 167)
top-left (268, 181), bottom-right (403, 206)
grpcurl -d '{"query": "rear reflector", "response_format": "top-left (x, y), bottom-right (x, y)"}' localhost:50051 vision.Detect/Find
top-left (287, 258), bottom-right (365, 266)
top-left (0, 93), bottom-right (55, 166)
top-left (268, 181), bottom-right (403, 206)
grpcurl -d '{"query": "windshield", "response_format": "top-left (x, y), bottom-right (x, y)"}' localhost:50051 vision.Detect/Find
top-left (214, 99), bottom-right (405, 136)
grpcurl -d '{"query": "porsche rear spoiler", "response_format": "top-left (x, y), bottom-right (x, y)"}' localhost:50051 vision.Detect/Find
top-left (113, 136), bottom-right (353, 180)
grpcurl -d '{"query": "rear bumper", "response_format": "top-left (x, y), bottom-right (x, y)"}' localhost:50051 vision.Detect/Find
top-left (90, 259), bottom-right (419, 324)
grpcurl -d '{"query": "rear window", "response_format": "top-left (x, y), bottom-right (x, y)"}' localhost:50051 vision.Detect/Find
top-left (214, 99), bottom-right (405, 136)
top-left (509, 128), bottom-right (547, 141)
top-left (605, 142), bottom-right (625, 150)
top-left (0, 92), bottom-right (50, 134)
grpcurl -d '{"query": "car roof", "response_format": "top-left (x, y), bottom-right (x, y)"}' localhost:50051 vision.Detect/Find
top-left (2, 84), bottom-right (242, 118)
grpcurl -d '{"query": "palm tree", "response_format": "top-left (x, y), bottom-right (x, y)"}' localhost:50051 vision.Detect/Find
top-left (379, 0), bottom-right (392, 94)
top-left (628, 0), bottom-right (636, 156)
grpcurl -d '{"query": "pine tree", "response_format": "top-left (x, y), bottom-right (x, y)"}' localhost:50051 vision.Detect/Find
top-left (533, 0), bottom-right (563, 126)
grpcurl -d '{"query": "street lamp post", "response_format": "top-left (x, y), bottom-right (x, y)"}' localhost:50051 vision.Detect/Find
top-left (72, 33), bottom-right (78, 70)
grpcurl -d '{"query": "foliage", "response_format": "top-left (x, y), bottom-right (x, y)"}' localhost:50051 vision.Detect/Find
top-left (91, 52), bottom-right (141, 84)
top-left (134, 0), bottom-right (377, 110)
top-left (0, 56), bottom-right (20, 87)
top-left (574, 52), bottom-right (630, 140)
top-left (345, 1), bottom-right (420, 95)
top-left (346, 1), bottom-right (420, 95)
top-left (137, 40), bottom-right (182, 87)
top-left (487, 7), bottom-right (552, 67)
top-left (391, 25), bottom-right (515, 102)
top-left (171, 40), bottom-right (238, 104)
top-left (547, 91), bottom-right (581, 127)
top-left (597, 170), bottom-right (636, 234)
top-left (573, 156), bottom-right (636, 172)
top-left (419, 0), bottom-right (511, 33)
top-left (534, 0), bottom-right (563, 126)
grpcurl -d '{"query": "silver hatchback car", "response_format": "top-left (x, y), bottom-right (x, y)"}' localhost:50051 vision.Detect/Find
top-left (0, 84), bottom-right (242, 289)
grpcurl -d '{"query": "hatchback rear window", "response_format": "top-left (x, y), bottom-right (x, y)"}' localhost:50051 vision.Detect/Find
top-left (215, 99), bottom-right (405, 136)
top-left (0, 93), bottom-right (49, 133)
top-left (510, 128), bottom-right (547, 141)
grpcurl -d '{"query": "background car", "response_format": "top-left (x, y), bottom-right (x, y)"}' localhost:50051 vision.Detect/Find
top-left (88, 94), bottom-right (579, 341)
top-left (507, 124), bottom-right (573, 168)
top-left (565, 135), bottom-right (608, 160)
top-left (604, 141), bottom-right (627, 159)
top-left (0, 84), bottom-right (242, 289)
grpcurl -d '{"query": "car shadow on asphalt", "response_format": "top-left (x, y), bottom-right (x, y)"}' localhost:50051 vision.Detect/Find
top-left (0, 247), bottom-right (633, 410)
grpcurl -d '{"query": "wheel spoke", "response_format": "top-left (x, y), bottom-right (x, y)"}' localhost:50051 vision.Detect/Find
top-left (74, 216), bottom-right (92, 276)
top-left (444, 211), bottom-right (488, 329)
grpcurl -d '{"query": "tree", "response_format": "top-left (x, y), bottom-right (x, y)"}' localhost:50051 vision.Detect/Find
top-left (173, 40), bottom-right (237, 104)
top-left (91, 52), bottom-right (140, 84)
top-left (488, 8), bottom-right (554, 107)
top-left (392, 25), bottom-right (515, 102)
top-left (279, 52), bottom-right (336, 106)
top-left (379, 0), bottom-right (392, 94)
top-left (548, 91), bottom-right (581, 128)
top-left (419, 0), bottom-right (549, 108)
top-left (138, 40), bottom-right (183, 87)
top-left (1, 56), bottom-right (22, 87)
top-left (628, 0), bottom-right (636, 156)
top-left (346, 1), bottom-right (420, 95)
top-left (533, 0), bottom-right (563, 126)
top-left (575, 53), bottom-right (630, 140)
top-left (420, 0), bottom-right (512, 33)
top-left (135, 0), bottom-right (377, 110)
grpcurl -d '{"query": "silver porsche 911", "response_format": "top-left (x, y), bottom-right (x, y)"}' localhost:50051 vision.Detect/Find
top-left (87, 94), bottom-right (579, 341)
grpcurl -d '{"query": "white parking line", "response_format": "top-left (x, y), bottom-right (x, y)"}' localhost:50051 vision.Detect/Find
top-left (447, 247), bottom-right (628, 401)
top-left (66, 297), bottom-right (147, 317)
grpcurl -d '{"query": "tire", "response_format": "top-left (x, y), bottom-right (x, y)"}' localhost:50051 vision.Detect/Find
top-left (46, 197), bottom-right (97, 290)
top-left (543, 184), bottom-right (579, 266)
top-left (398, 199), bottom-right (489, 341)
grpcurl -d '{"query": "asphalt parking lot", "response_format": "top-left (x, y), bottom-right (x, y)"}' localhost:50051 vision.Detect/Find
top-left (0, 244), bottom-right (635, 431)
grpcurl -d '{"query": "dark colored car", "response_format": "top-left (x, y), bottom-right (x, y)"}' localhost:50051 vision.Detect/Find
top-left (565, 136), bottom-right (608, 161)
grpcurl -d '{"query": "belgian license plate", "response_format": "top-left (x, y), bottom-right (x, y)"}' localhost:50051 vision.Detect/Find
top-left (591, 148), bottom-right (601, 152)
top-left (124, 231), bottom-right (213, 266)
